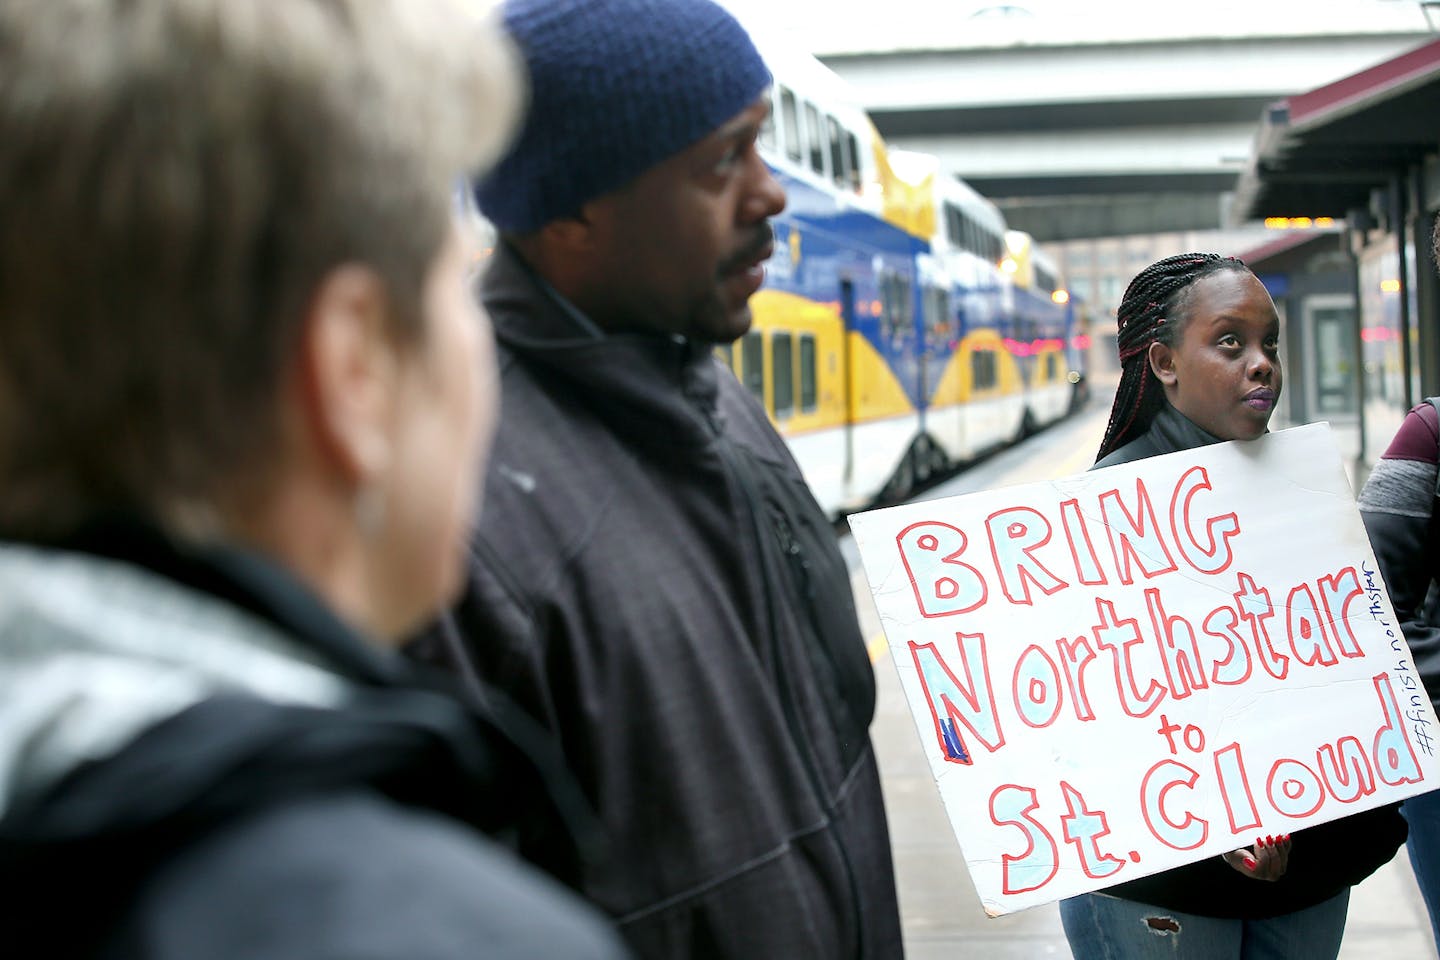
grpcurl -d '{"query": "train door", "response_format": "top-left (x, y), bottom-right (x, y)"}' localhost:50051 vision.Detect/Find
top-left (840, 278), bottom-right (857, 493)
top-left (920, 283), bottom-right (951, 478)
top-left (921, 285), bottom-right (951, 418)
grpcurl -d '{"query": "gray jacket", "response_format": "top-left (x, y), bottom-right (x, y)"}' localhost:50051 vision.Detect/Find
top-left (0, 524), bottom-right (630, 959)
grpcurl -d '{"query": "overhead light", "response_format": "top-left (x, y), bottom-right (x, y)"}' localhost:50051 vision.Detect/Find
top-left (1263, 216), bottom-right (1336, 229)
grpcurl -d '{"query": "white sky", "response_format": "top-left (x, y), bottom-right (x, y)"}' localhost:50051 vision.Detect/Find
top-left (720, 0), bottom-right (1436, 56)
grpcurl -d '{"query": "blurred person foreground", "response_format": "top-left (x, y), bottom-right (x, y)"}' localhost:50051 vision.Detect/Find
top-left (0, 1), bottom-right (630, 957)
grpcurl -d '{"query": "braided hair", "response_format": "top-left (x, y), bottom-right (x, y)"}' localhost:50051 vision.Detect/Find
top-left (1095, 252), bottom-right (1251, 462)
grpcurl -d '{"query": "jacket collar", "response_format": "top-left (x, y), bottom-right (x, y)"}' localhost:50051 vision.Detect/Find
top-left (1145, 404), bottom-right (1224, 456)
top-left (0, 518), bottom-right (603, 897)
top-left (53, 515), bottom-right (407, 686)
top-left (482, 242), bottom-right (726, 446)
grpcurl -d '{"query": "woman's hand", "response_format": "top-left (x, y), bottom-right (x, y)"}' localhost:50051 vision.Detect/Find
top-left (1221, 834), bottom-right (1292, 881)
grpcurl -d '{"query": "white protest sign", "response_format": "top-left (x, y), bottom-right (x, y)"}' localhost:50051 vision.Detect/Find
top-left (849, 423), bottom-right (1440, 916)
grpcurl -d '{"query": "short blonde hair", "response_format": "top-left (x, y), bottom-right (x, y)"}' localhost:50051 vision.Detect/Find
top-left (0, 0), bottom-right (520, 537)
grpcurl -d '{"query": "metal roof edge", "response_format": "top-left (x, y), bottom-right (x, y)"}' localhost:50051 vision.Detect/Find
top-left (1287, 36), bottom-right (1440, 129)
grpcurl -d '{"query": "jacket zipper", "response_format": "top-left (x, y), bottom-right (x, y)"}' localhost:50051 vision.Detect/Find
top-left (701, 405), bottom-right (867, 959)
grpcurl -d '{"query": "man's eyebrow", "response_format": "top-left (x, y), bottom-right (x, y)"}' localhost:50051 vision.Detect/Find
top-left (715, 107), bottom-right (767, 141)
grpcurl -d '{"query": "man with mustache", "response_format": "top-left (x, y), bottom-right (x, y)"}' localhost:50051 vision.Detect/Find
top-left (409, 0), bottom-right (903, 956)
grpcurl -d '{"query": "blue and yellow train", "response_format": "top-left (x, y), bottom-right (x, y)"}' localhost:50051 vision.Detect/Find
top-left (717, 32), bottom-right (1089, 518)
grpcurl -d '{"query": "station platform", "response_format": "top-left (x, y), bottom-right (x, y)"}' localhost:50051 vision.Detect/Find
top-left (846, 396), bottom-right (1439, 958)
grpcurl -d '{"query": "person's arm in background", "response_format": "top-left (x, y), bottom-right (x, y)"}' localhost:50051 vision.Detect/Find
top-left (1358, 403), bottom-right (1440, 700)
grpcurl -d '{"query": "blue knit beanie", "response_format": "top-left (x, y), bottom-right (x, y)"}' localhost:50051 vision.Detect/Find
top-left (475, 0), bottom-right (771, 233)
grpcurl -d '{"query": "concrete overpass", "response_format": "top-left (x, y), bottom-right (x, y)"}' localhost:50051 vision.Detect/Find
top-left (738, 1), bottom-right (1437, 241)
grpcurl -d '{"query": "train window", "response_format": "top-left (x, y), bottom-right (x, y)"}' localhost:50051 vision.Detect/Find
top-left (1047, 353), bottom-right (1061, 381)
top-left (1036, 266), bottom-right (1057, 295)
top-left (844, 131), bottom-right (862, 194)
top-left (971, 348), bottom-right (996, 391)
top-left (779, 87), bottom-right (801, 164)
top-left (772, 332), bottom-right (794, 419)
top-left (799, 334), bottom-right (817, 413)
top-left (827, 115), bottom-right (847, 190)
top-left (759, 91), bottom-right (776, 153)
top-left (741, 331), bottom-right (765, 405)
top-left (880, 271), bottom-right (912, 340)
top-left (804, 102), bottom-right (825, 177)
top-left (924, 287), bottom-right (951, 346)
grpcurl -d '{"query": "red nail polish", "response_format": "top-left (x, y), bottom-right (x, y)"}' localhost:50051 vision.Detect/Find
top-left (1257, 836), bottom-right (1266, 849)
top-left (1243, 856), bottom-right (1257, 869)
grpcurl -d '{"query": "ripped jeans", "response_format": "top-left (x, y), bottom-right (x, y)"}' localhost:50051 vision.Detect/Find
top-left (1059, 888), bottom-right (1349, 960)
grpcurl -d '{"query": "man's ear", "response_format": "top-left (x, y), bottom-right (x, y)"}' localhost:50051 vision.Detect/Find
top-left (295, 264), bottom-right (397, 487)
top-left (519, 204), bottom-right (613, 307)
top-left (536, 202), bottom-right (606, 255)
top-left (538, 217), bottom-right (593, 252)
top-left (1148, 339), bottom-right (1178, 387)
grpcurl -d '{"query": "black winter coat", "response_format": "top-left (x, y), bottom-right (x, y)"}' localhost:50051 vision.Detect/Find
top-left (411, 244), bottom-right (904, 958)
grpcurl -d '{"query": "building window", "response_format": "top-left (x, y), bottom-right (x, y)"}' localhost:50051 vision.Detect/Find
top-left (1101, 275), bottom-right (1123, 306)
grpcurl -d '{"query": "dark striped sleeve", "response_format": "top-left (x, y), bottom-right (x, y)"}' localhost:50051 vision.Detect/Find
top-left (1358, 404), bottom-right (1439, 518)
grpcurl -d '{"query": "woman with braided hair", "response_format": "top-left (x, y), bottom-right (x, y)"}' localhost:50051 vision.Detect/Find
top-left (1095, 252), bottom-right (1278, 466)
top-left (1062, 253), bottom-right (1408, 958)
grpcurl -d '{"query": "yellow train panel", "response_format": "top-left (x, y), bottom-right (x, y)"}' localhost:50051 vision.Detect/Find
top-left (1031, 346), bottom-right (1064, 386)
top-left (928, 330), bottom-right (1024, 408)
top-left (731, 288), bottom-right (917, 435)
top-left (846, 330), bottom-right (915, 426)
top-left (746, 289), bottom-right (848, 434)
top-left (871, 129), bottom-right (934, 241)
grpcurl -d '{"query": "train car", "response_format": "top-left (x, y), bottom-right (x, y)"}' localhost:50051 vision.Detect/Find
top-left (716, 31), bottom-right (932, 516)
top-left (918, 166), bottom-right (1027, 470)
top-left (1003, 229), bottom-right (1078, 432)
top-left (712, 9), bottom-right (1087, 516)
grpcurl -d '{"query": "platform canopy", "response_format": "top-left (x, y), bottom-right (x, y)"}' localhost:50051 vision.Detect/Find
top-left (1234, 38), bottom-right (1440, 222)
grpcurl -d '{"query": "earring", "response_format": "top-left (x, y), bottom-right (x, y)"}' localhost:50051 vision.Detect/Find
top-left (354, 484), bottom-right (387, 537)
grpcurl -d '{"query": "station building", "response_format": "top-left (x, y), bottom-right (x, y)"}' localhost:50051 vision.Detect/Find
top-left (1235, 37), bottom-right (1440, 477)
